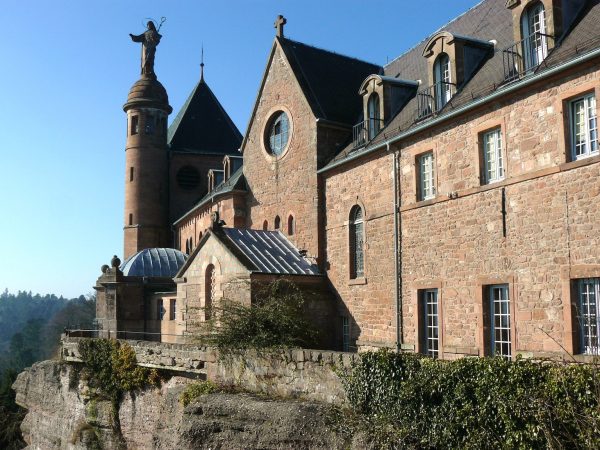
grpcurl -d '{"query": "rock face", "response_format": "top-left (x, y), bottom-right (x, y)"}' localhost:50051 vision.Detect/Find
top-left (13, 360), bottom-right (359, 449)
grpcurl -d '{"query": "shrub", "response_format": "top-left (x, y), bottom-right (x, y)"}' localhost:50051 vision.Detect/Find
top-left (341, 350), bottom-right (600, 449)
top-left (179, 380), bottom-right (218, 406)
top-left (198, 279), bottom-right (319, 354)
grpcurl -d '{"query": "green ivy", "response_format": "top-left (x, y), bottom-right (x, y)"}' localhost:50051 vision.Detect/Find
top-left (341, 350), bottom-right (600, 449)
top-left (77, 339), bottom-right (161, 424)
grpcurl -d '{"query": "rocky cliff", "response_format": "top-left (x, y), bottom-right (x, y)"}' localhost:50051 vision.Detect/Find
top-left (13, 360), bottom-right (363, 449)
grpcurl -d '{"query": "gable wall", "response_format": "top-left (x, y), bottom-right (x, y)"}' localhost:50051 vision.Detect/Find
top-left (243, 44), bottom-right (320, 259)
top-left (177, 235), bottom-right (251, 337)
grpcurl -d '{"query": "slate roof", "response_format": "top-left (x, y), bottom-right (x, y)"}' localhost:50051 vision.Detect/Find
top-left (120, 248), bottom-right (188, 277)
top-left (323, 0), bottom-right (600, 170)
top-left (220, 228), bottom-right (320, 276)
top-left (168, 78), bottom-right (242, 154)
top-left (173, 167), bottom-right (246, 225)
top-left (278, 37), bottom-right (382, 126)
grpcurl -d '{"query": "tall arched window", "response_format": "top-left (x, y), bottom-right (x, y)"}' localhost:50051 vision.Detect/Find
top-left (349, 206), bottom-right (365, 279)
top-left (521, 2), bottom-right (547, 71)
top-left (287, 215), bottom-right (295, 236)
top-left (205, 264), bottom-right (215, 321)
top-left (274, 215), bottom-right (281, 230)
top-left (433, 53), bottom-right (452, 110)
top-left (367, 93), bottom-right (381, 140)
top-left (263, 220), bottom-right (268, 231)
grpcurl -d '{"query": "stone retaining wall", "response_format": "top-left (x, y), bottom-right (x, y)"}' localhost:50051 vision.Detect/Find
top-left (61, 336), bottom-right (350, 404)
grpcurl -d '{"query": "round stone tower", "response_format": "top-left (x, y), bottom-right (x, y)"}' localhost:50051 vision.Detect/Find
top-left (122, 74), bottom-right (173, 259)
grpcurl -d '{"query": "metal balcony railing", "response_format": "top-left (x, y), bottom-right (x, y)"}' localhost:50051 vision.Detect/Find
top-left (353, 118), bottom-right (384, 148)
top-left (416, 81), bottom-right (457, 120)
top-left (502, 32), bottom-right (554, 82)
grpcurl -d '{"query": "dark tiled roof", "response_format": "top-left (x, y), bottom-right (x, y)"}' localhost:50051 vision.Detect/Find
top-left (220, 228), bottom-right (320, 276)
top-left (168, 79), bottom-right (242, 154)
top-left (279, 37), bottom-right (382, 126)
top-left (173, 167), bottom-right (246, 225)
top-left (325, 0), bottom-right (600, 168)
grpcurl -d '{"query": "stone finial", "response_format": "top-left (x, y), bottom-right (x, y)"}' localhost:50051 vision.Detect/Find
top-left (111, 255), bottom-right (121, 268)
top-left (274, 15), bottom-right (287, 38)
top-left (101, 264), bottom-right (110, 274)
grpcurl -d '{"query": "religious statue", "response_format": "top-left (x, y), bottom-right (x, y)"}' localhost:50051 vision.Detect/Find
top-left (130, 20), bottom-right (163, 76)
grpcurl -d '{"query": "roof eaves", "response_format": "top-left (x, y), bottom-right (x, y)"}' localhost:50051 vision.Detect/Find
top-left (319, 46), bottom-right (600, 174)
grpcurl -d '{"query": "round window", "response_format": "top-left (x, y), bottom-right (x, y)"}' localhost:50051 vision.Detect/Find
top-left (266, 111), bottom-right (290, 156)
top-left (176, 166), bottom-right (200, 190)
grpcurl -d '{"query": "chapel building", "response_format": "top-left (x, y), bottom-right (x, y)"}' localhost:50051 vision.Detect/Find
top-left (96, 0), bottom-right (600, 361)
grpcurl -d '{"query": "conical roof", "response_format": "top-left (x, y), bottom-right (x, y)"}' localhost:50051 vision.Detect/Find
top-left (168, 78), bottom-right (242, 154)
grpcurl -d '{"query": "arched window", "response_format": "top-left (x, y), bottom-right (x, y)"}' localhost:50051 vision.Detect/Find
top-left (263, 220), bottom-right (268, 231)
top-left (287, 215), bottom-right (295, 236)
top-left (274, 216), bottom-right (281, 230)
top-left (205, 264), bottom-right (215, 320)
top-left (433, 53), bottom-right (452, 110)
top-left (521, 2), bottom-right (547, 71)
top-left (185, 239), bottom-right (189, 255)
top-left (367, 93), bottom-right (381, 140)
top-left (199, 231), bottom-right (203, 241)
top-left (349, 206), bottom-right (365, 279)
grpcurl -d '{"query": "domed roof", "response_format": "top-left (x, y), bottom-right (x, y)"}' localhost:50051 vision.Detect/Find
top-left (123, 75), bottom-right (172, 113)
top-left (120, 248), bottom-right (187, 277)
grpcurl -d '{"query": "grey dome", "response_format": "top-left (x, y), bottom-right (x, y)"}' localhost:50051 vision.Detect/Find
top-left (120, 248), bottom-right (188, 277)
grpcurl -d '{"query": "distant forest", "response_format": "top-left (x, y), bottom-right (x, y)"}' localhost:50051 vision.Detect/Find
top-left (0, 290), bottom-right (95, 449)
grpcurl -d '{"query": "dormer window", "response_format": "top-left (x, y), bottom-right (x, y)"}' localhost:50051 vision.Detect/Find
top-left (355, 75), bottom-right (418, 148)
top-left (367, 94), bottom-right (381, 140)
top-left (502, 0), bottom-right (578, 82)
top-left (419, 31), bottom-right (491, 119)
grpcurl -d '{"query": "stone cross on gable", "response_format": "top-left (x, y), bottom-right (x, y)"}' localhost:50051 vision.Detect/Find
top-left (274, 15), bottom-right (287, 38)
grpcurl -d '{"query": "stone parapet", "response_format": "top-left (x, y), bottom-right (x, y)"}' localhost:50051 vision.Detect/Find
top-left (61, 336), bottom-right (350, 404)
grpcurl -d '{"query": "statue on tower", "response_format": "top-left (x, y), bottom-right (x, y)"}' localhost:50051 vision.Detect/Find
top-left (129, 19), bottom-right (163, 76)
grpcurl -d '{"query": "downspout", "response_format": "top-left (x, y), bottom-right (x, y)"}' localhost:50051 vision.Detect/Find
top-left (388, 142), bottom-right (403, 351)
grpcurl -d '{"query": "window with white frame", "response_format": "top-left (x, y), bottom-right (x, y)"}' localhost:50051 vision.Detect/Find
top-left (482, 128), bottom-right (504, 184)
top-left (576, 278), bottom-right (599, 355)
top-left (521, 2), bottom-right (548, 71)
top-left (418, 152), bottom-right (436, 201)
top-left (421, 289), bottom-right (439, 358)
top-left (489, 284), bottom-right (511, 359)
top-left (570, 94), bottom-right (598, 161)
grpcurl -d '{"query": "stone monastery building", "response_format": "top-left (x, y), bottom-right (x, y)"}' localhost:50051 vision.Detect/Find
top-left (96, 0), bottom-right (600, 361)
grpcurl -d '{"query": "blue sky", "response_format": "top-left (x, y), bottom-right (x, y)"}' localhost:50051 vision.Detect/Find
top-left (0, 0), bottom-right (478, 298)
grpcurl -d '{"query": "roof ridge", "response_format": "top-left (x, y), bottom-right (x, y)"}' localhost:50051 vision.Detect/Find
top-left (384, 0), bottom-right (488, 70)
top-left (281, 37), bottom-right (382, 69)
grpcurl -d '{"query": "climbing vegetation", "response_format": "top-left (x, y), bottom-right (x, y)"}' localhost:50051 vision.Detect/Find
top-left (340, 350), bottom-right (600, 449)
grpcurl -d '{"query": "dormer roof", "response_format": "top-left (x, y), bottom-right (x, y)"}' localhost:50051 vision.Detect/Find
top-left (168, 78), bottom-right (242, 154)
top-left (422, 31), bottom-right (494, 58)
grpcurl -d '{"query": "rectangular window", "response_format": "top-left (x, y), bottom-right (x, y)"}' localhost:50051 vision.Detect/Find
top-left (576, 278), bottom-right (600, 355)
top-left (570, 94), bottom-right (598, 161)
top-left (421, 289), bottom-right (439, 358)
top-left (129, 167), bottom-right (134, 182)
top-left (482, 128), bottom-right (504, 184)
top-left (157, 299), bottom-right (164, 321)
top-left (169, 299), bottom-right (176, 321)
top-left (342, 316), bottom-right (350, 352)
top-left (489, 284), bottom-right (511, 359)
top-left (418, 152), bottom-right (436, 201)
top-left (131, 115), bottom-right (139, 135)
